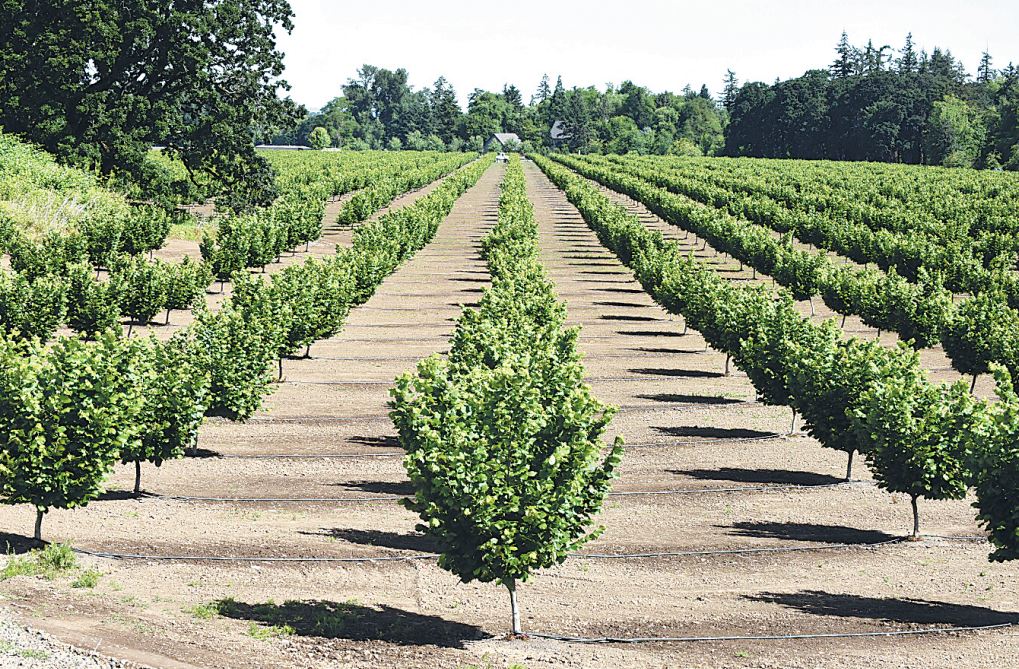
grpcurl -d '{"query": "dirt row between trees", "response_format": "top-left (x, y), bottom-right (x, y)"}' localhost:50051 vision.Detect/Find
top-left (1, 160), bottom-right (1017, 669)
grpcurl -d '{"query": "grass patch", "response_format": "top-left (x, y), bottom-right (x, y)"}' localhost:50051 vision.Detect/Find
top-left (71, 568), bottom-right (102, 589)
top-left (168, 219), bottom-right (216, 241)
top-left (246, 621), bottom-right (294, 640)
top-left (1, 543), bottom-right (77, 581)
top-left (188, 602), bottom-right (221, 620)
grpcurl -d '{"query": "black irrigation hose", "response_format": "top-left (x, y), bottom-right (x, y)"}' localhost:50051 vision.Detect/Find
top-left (73, 534), bottom-right (992, 564)
top-left (139, 481), bottom-right (855, 504)
top-left (527, 621), bottom-right (1016, 644)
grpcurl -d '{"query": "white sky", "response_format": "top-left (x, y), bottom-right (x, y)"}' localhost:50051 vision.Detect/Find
top-left (277, 0), bottom-right (1019, 111)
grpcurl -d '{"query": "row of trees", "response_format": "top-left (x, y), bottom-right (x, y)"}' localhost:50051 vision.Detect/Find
top-left (0, 156), bottom-right (495, 542)
top-left (277, 66), bottom-right (727, 157)
top-left (534, 153), bottom-right (1019, 560)
top-left (724, 33), bottom-right (1019, 169)
top-left (391, 157), bottom-right (622, 635)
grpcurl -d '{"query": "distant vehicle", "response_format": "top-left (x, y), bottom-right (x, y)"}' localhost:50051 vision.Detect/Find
top-left (497, 152), bottom-right (509, 162)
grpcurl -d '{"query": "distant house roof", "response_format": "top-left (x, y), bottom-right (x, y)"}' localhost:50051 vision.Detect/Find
top-left (255, 144), bottom-right (312, 150)
top-left (491, 133), bottom-right (520, 144)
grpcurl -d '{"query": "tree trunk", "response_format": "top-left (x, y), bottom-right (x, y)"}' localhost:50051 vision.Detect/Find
top-left (34, 509), bottom-right (44, 542)
top-left (134, 460), bottom-right (142, 494)
top-left (507, 579), bottom-right (522, 636)
top-left (875, 329), bottom-right (882, 340)
top-left (846, 450), bottom-right (854, 481)
top-left (219, 279), bottom-right (226, 294)
top-left (808, 296), bottom-right (815, 317)
top-left (789, 409), bottom-right (797, 435)
top-left (127, 322), bottom-right (134, 337)
top-left (724, 353), bottom-right (731, 377)
top-left (911, 495), bottom-right (920, 538)
top-left (752, 267), bottom-right (757, 280)
top-left (841, 313), bottom-right (847, 328)
top-left (306, 240), bottom-right (311, 252)
top-left (278, 358), bottom-right (285, 382)
top-left (165, 308), bottom-right (172, 325)
top-left (971, 374), bottom-right (979, 393)
top-left (681, 320), bottom-right (688, 336)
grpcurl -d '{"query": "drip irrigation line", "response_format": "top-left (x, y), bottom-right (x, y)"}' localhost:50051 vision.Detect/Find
top-left (72, 535), bottom-right (952, 564)
top-left (133, 480), bottom-right (857, 505)
top-left (527, 621), bottom-right (1016, 644)
top-left (217, 452), bottom-right (403, 460)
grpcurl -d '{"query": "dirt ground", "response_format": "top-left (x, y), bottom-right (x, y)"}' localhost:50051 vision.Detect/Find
top-left (1, 160), bottom-right (1017, 669)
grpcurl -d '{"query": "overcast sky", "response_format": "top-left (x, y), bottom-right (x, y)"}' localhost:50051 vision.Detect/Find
top-left (276, 0), bottom-right (1019, 111)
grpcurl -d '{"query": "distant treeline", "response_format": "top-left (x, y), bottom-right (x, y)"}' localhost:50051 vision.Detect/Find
top-left (278, 32), bottom-right (1018, 170)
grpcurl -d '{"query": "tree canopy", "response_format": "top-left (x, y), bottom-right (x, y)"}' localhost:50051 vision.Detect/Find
top-left (0, 0), bottom-right (301, 205)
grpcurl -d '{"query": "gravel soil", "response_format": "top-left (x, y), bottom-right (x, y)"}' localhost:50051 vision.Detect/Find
top-left (0, 159), bottom-right (1017, 669)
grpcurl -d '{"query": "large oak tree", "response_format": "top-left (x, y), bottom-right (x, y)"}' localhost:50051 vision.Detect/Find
top-left (0, 0), bottom-right (300, 205)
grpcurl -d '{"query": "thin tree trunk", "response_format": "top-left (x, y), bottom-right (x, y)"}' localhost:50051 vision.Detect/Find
top-left (846, 450), bottom-right (854, 481)
top-left (134, 460), bottom-right (142, 494)
top-left (971, 374), bottom-right (979, 393)
top-left (278, 358), bottom-right (285, 382)
top-left (876, 329), bottom-right (882, 340)
top-left (34, 509), bottom-right (44, 542)
top-left (219, 279), bottom-right (226, 294)
top-left (911, 495), bottom-right (920, 538)
top-left (682, 320), bottom-right (688, 336)
top-left (789, 409), bottom-right (797, 435)
top-left (507, 580), bottom-right (522, 636)
top-left (724, 353), bottom-right (731, 376)
top-left (304, 343), bottom-right (312, 358)
top-left (808, 296), bottom-right (815, 316)
top-left (165, 308), bottom-right (172, 325)
top-left (306, 240), bottom-right (311, 252)
top-left (127, 322), bottom-right (134, 337)
top-left (841, 313), bottom-right (847, 328)
top-left (752, 267), bottom-right (757, 280)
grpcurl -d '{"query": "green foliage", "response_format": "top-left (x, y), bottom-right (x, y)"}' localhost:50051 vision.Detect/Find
top-left (164, 258), bottom-right (214, 315)
top-left (120, 334), bottom-right (210, 479)
top-left (0, 272), bottom-right (67, 341)
top-left (71, 568), bottom-right (102, 589)
top-left (857, 370), bottom-right (976, 533)
top-left (969, 367), bottom-right (1019, 561)
top-left (391, 158), bottom-right (621, 633)
top-left (0, 1), bottom-right (300, 206)
top-left (65, 263), bottom-right (122, 338)
top-left (307, 127), bottom-right (331, 150)
top-left (0, 333), bottom-right (146, 538)
top-left (0, 543), bottom-right (77, 581)
top-left (191, 302), bottom-right (277, 421)
top-left (112, 256), bottom-right (169, 327)
top-left (942, 291), bottom-right (1019, 380)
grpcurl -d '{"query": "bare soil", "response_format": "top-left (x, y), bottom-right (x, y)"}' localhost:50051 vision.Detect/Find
top-left (1, 160), bottom-right (1017, 669)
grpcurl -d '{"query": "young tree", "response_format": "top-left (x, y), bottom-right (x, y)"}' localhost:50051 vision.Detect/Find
top-left (857, 373), bottom-right (975, 537)
top-left (0, 333), bottom-right (146, 540)
top-left (120, 335), bottom-right (210, 494)
top-left (65, 262), bottom-right (122, 338)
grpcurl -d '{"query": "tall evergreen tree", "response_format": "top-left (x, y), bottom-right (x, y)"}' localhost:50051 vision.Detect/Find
top-left (831, 31), bottom-right (857, 78)
top-left (897, 33), bottom-right (919, 74)
top-left (978, 50), bottom-right (996, 84)
top-left (722, 70), bottom-right (740, 112)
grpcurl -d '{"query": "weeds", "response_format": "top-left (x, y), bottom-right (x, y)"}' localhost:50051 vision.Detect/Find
top-left (1, 543), bottom-right (77, 581)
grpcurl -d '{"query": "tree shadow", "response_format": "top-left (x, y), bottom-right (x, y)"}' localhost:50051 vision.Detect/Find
top-left (185, 448), bottom-right (223, 459)
top-left (302, 528), bottom-right (439, 553)
top-left (601, 314), bottom-right (660, 322)
top-left (638, 393), bottom-right (745, 405)
top-left (654, 425), bottom-right (776, 439)
top-left (629, 347), bottom-right (702, 354)
top-left (214, 598), bottom-right (485, 647)
top-left (0, 532), bottom-right (43, 555)
top-left (595, 301), bottom-right (645, 308)
top-left (96, 490), bottom-right (157, 502)
top-left (348, 435), bottom-right (401, 449)
top-left (725, 522), bottom-right (898, 544)
top-left (632, 367), bottom-right (723, 378)
top-left (450, 277), bottom-right (488, 283)
top-left (744, 590), bottom-right (1018, 627)
top-left (674, 467), bottom-right (842, 486)
top-left (596, 287), bottom-right (645, 294)
top-left (617, 330), bottom-right (684, 338)
top-left (333, 480), bottom-right (414, 496)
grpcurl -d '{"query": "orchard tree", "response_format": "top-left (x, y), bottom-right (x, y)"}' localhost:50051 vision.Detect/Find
top-left (0, 333), bottom-right (146, 541)
top-left (121, 335), bottom-right (210, 493)
top-left (307, 126), bottom-right (331, 150)
top-left (65, 262), bottom-right (122, 338)
top-left (0, 0), bottom-right (301, 205)
top-left (856, 372), bottom-right (975, 537)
